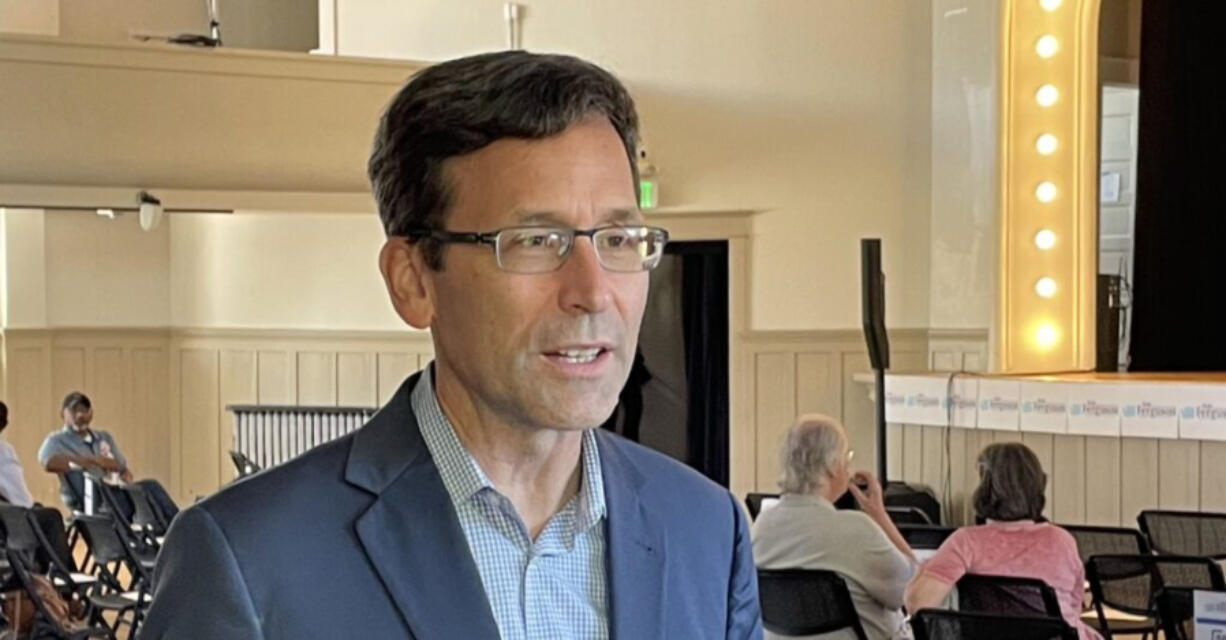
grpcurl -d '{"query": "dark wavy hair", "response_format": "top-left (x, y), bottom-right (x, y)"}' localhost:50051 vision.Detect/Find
top-left (368, 50), bottom-right (641, 271)
top-left (973, 442), bottom-right (1047, 521)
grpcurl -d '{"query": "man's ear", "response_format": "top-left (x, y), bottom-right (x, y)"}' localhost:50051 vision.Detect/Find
top-left (379, 237), bottom-right (436, 329)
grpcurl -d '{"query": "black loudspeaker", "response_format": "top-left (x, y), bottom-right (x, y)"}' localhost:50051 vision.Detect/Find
top-left (1097, 274), bottom-right (1123, 372)
top-left (861, 239), bottom-right (890, 370)
top-left (860, 238), bottom-right (890, 484)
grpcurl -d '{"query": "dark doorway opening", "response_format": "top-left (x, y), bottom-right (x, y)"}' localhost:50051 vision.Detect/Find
top-left (602, 240), bottom-right (730, 486)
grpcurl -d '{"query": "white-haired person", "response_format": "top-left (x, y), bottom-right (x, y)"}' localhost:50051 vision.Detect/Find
top-left (753, 414), bottom-right (917, 640)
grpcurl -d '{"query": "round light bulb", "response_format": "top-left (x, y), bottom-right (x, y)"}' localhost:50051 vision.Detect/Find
top-left (1036, 133), bottom-right (1059, 155)
top-left (1040, 0), bottom-right (1063, 11)
top-left (1035, 277), bottom-right (1058, 298)
top-left (1034, 229), bottom-right (1057, 250)
top-left (1035, 323), bottom-right (1060, 349)
top-left (1035, 84), bottom-right (1059, 107)
top-left (1036, 35), bottom-right (1059, 58)
top-left (1035, 181), bottom-right (1058, 203)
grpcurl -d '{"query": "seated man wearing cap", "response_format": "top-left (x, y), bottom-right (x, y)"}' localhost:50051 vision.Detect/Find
top-left (38, 391), bottom-right (178, 520)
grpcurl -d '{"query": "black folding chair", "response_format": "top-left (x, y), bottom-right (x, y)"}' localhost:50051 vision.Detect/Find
top-left (92, 482), bottom-right (158, 573)
top-left (886, 505), bottom-right (933, 525)
top-left (1138, 510), bottom-right (1226, 559)
top-left (19, 508), bottom-right (101, 601)
top-left (744, 493), bottom-right (779, 521)
top-left (1060, 524), bottom-right (1150, 564)
top-left (0, 505), bottom-right (111, 639)
top-left (73, 515), bottom-right (153, 639)
top-left (230, 449), bottom-right (262, 478)
top-left (898, 524), bottom-right (956, 550)
top-left (757, 568), bottom-right (868, 639)
top-left (122, 484), bottom-right (167, 551)
top-left (910, 609), bottom-right (1077, 640)
top-left (956, 574), bottom-right (1063, 618)
top-left (1087, 554), bottom-right (1226, 639)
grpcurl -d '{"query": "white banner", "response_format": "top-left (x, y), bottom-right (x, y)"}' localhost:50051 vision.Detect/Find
top-left (1193, 589), bottom-right (1226, 639)
top-left (977, 379), bottom-right (1021, 431)
top-left (1020, 381), bottom-right (1069, 434)
top-left (948, 377), bottom-right (979, 429)
top-left (1178, 385), bottom-right (1226, 442)
top-left (1066, 383), bottom-right (1122, 437)
top-left (1120, 385), bottom-right (1181, 439)
top-left (885, 374), bottom-right (950, 426)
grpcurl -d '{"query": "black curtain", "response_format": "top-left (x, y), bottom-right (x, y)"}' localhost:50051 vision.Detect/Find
top-left (1129, 0), bottom-right (1226, 370)
top-left (676, 241), bottom-right (729, 487)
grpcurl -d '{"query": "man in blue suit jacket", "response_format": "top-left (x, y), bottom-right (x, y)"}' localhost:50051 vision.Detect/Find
top-left (142, 50), bottom-right (761, 639)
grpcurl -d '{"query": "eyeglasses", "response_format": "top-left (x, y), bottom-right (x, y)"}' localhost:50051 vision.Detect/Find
top-left (404, 225), bottom-right (670, 274)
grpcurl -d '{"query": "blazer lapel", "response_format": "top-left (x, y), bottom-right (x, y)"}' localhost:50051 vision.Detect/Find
top-left (598, 431), bottom-right (666, 640)
top-left (346, 374), bottom-right (500, 640)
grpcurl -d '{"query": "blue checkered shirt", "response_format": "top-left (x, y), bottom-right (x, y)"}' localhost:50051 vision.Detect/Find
top-left (412, 365), bottom-right (610, 640)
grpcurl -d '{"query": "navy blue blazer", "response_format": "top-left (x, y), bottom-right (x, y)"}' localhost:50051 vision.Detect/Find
top-left (141, 373), bottom-right (762, 639)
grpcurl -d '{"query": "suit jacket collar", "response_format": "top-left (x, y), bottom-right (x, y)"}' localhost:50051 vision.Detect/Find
top-left (345, 374), bottom-right (668, 640)
top-left (595, 429), bottom-right (667, 640)
top-left (347, 372), bottom-right (500, 639)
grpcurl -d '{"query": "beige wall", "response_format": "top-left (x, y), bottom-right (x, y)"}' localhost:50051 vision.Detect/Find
top-left (0, 0), bottom-right (58, 35)
top-left (45, 210), bottom-right (171, 327)
top-left (333, 0), bottom-right (934, 331)
top-left (2, 209), bottom-right (48, 328)
top-left (170, 213), bottom-right (401, 330)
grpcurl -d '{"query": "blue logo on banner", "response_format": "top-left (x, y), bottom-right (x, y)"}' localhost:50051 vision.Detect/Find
top-left (1182, 407), bottom-right (1196, 420)
top-left (981, 399), bottom-right (990, 411)
top-left (1022, 402), bottom-right (1034, 413)
top-left (907, 396), bottom-right (915, 407)
top-left (1071, 404), bottom-right (1083, 416)
top-left (1123, 405), bottom-right (1137, 417)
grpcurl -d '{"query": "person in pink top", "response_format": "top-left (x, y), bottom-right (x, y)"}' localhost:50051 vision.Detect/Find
top-left (905, 442), bottom-right (1102, 640)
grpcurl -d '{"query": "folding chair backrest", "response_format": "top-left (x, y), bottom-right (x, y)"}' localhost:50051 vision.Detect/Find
top-left (1060, 524), bottom-right (1150, 564)
top-left (73, 514), bottom-right (129, 567)
top-left (0, 504), bottom-right (39, 557)
top-left (1157, 587), bottom-right (1202, 640)
top-left (1087, 554), bottom-right (1158, 617)
top-left (899, 524), bottom-right (956, 550)
top-left (911, 609), bottom-right (1077, 640)
top-left (93, 480), bottom-right (134, 528)
top-left (125, 484), bottom-right (167, 534)
top-left (1153, 555), bottom-right (1226, 590)
top-left (886, 505), bottom-right (932, 525)
top-left (1087, 553), bottom-right (1224, 622)
top-left (23, 510), bottom-right (82, 580)
top-left (956, 574), bottom-right (1063, 618)
top-left (757, 568), bottom-right (869, 639)
top-left (1139, 510), bottom-right (1226, 558)
top-left (744, 493), bottom-right (779, 521)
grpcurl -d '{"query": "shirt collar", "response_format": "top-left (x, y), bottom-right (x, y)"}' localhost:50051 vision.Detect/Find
top-left (411, 363), bottom-right (606, 529)
top-left (62, 425), bottom-right (93, 439)
top-left (780, 492), bottom-right (836, 510)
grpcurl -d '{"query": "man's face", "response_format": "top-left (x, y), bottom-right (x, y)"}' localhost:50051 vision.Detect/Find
top-left (64, 406), bottom-right (92, 432)
top-left (414, 117), bottom-right (648, 431)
